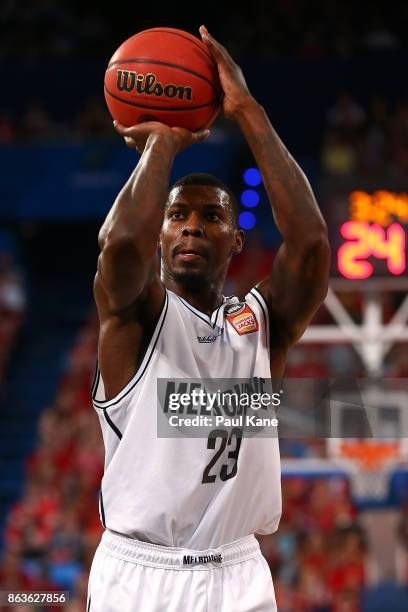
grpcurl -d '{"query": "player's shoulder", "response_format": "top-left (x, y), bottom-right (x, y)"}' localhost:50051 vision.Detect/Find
top-left (245, 285), bottom-right (269, 310)
top-left (237, 285), bottom-right (269, 326)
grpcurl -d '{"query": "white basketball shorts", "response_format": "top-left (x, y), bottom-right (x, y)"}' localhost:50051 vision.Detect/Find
top-left (86, 529), bottom-right (277, 611)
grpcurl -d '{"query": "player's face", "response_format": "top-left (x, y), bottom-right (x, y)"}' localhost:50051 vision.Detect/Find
top-left (160, 185), bottom-right (243, 286)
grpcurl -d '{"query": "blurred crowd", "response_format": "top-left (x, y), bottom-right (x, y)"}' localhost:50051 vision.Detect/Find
top-left (0, 0), bottom-right (407, 177)
top-left (0, 0), bottom-right (404, 62)
top-left (0, 249), bottom-right (25, 382)
top-left (1, 318), bottom-right (102, 611)
top-left (261, 478), bottom-right (366, 611)
top-left (321, 93), bottom-right (408, 182)
top-left (0, 300), bottom-right (407, 610)
top-left (0, 97), bottom-right (112, 144)
top-left (1, 89), bottom-right (407, 191)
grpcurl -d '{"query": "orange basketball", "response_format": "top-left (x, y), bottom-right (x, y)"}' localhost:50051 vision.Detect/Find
top-left (104, 27), bottom-right (222, 131)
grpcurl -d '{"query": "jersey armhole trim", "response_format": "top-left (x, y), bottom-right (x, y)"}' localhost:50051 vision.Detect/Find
top-left (249, 286), bottom-right (270, 353)
top-left (92, 290), bottom-right (169, 409)
top-left (91, 359), bottom-right (100, 397)
top-left (99, 488), bottom-right (106, 528)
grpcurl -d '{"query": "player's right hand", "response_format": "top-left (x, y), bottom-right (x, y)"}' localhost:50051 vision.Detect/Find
top-left (113, 121), bottom-right (210, 154)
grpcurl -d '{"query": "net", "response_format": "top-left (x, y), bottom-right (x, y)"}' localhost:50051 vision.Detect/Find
top-left (330, 439), bottom-right (403, 503)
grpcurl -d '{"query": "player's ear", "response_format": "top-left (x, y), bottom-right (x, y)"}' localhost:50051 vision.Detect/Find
top-left (232, 229), bottom-right (245, 255)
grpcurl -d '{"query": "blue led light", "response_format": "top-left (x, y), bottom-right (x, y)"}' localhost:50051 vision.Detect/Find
top-left (240, 189), bottom-right (260, 208)
top-left (243, 167), bottom-right (262, 187)
top-left (239, 211), bottom-right (256, 230)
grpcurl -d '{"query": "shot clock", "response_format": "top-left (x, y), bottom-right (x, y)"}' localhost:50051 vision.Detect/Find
top-left (334, 190), bottom-right (407, 280)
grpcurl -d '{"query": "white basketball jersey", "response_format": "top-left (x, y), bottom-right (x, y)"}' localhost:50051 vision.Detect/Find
top-left (92, 286), bottom-right (282, 550)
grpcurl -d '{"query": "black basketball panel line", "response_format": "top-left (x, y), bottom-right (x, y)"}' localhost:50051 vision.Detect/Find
top-left (104, 85), bottom-right (219, 112)
top-left (130, 28), bottom-right (214, 64)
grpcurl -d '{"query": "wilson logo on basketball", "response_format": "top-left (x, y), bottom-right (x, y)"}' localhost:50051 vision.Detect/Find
top-left (116, 70), bottom-right (193, 101)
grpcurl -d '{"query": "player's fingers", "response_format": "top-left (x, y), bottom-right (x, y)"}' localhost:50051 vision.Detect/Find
top-left (114, 121), bottom-right (149, 136)
top-left (115, 121), bottom-right (171, 145)
top-left (113, 120), bottom-right (128, 134)
top-left (192, 129), bottom-right (211, 143)
top-left (125, 138), bottom-right (143, 153)
top-left (199, 26), bottom-right (222, 57)
top-left (115, 122), bottom-right (144, 138)
top-left (199, 26), bottom-right (232, 63)
top-left (124, 136), bottom-right (138, 148)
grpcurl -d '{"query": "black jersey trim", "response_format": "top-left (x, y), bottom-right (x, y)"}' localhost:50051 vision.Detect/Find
top-left (91, 359), bottom-right (100, 397)
top-left (103, 411), bottom-right (123, 440)
top-left (176, 294), bottom-right (226, 329)
top-left (86, 594), bottom-right (91, 612)
top-left (93, 291), bottom-right (169, 408)
top-left (99, 489), bottom-right (106, 528)
top-left (176, 295), bottom-right (216, 328)
top-left (211, 302), bottom-right (224, 327)
top-left (250, 287), bottom-right (270, 351)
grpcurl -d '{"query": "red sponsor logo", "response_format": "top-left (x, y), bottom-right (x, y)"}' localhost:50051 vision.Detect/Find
top-left (226, 304), bottom-right (259, 335)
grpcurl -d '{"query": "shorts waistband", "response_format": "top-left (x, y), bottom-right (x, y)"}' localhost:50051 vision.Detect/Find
top-left (100, 530), bottom-right (261, 570)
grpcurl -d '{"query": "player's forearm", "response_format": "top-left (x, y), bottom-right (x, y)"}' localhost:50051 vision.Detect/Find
top-left (96, 134), bottom-right (177, 307)
top-left (99, 134), bottom-right (177, 253)
top-left (235, 99), bottom-right (327, 245)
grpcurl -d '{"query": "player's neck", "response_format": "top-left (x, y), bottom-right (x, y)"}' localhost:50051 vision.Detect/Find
top-left (164, 280), bottom-right (225, 317)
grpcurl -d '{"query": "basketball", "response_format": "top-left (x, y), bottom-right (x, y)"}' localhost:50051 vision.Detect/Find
top-left (104, 27), bottom-right (222, 131)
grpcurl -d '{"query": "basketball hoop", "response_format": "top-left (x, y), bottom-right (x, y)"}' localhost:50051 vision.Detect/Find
top-left (301, 281), bottom-right (408, 376)
top-left (333, 439), bottom-right (402, 502)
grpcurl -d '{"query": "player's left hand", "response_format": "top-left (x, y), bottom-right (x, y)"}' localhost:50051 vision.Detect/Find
top-left (199, 25), bottom-right (255, 120)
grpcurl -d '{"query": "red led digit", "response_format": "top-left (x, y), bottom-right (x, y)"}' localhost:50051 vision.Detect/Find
top-left (338, 221), bottom-right (373, 279)
top-left (369, 223), bottom-right (405, 275)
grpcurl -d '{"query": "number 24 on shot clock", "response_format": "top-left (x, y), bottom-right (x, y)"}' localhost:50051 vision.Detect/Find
top-left (337, 190), bottom-right (407, 280)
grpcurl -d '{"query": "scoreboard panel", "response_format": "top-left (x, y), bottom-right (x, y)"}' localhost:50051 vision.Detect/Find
top-left (333, 191), bottom-right (408, 280)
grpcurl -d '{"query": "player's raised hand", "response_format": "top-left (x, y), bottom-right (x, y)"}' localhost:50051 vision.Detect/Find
top-left (199, 25), bottom-right (255, 120)
top-left (113, 120), bottom-right (210, 154)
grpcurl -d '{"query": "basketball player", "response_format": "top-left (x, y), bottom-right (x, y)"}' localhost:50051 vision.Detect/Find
top-left (87, 26), bottom-right (330, 611)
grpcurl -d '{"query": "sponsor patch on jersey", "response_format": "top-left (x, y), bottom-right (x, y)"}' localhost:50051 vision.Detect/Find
top-left (225, 303), bottom-right (259, 335)
top-left (224, 302), bottom-right (246, 316)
